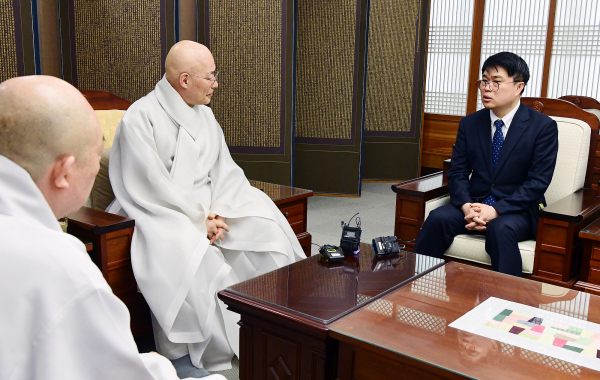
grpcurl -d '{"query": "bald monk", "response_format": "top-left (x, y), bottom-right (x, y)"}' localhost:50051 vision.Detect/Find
top-left (108, 41), bottom-right (305, 375)
top-left (0, 76), bottom-right (226, 379)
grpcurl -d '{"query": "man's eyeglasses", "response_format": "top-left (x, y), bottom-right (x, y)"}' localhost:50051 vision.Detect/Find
top-left (188, 70), bottom-right (219, 85)
top-left (476, 79), bottom-right (519, 92)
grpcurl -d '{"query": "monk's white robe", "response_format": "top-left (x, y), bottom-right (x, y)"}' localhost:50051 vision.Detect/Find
top-left (108, 76), bottom-right (305, 370)
top-left (0, 155), bottom-right (182, 380)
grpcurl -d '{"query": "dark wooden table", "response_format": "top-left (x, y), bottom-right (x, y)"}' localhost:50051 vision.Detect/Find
top-left (218, 243), bottom-right (445, 379)
top-left (331, 262), bottom-right (600, 379)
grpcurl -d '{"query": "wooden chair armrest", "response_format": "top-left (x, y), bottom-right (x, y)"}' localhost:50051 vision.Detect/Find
top-left (539, 188), bottom-right (600, 224)
top-left (67, 206), bottom-right (135, 235)
top-left (442, 159), bottom-right (451, 183)
top-left (391, 172), bottom-right (449, 201)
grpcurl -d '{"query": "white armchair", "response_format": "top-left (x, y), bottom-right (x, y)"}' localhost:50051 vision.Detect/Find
top-left (392, 98), bottom-right (600, 288)
top-left (426, 116), bottom-right (590, 274)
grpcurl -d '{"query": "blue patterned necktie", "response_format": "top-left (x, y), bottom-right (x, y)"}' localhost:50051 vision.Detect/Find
top-left (483, 119), bottom-right (505, 206)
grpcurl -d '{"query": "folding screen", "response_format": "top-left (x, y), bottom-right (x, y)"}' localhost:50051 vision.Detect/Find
top-left (59, 0), bottom-right (175, 102)
top-left (361, 0), bottom-right (429, 181)
top-left (294, 0), bottom-right (369, 195)
top-left (0, 0), bottom-right (36, 81)
top-left (199, 0), bottom-right (296, 185)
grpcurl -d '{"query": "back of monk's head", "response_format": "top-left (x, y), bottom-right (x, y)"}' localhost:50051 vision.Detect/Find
top-left (0, 75), bottom-right (103, 217)
top-left (0, 75), bottom-right (98, 181)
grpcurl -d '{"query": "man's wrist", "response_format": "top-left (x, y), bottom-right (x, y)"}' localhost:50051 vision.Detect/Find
top-left (461, 203), bottom-right (471, 214)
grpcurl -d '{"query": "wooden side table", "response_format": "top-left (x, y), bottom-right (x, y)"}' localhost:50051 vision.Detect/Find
top-left (575, 218), bottom-right (600, 295)
top-left (249, 180), bottom-right (313, 256)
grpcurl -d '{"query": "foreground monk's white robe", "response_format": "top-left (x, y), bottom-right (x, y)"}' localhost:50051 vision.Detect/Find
top-left (0, 155), bottom-right (183, 380)
top-left (108, 76), bottom-right (305, 370)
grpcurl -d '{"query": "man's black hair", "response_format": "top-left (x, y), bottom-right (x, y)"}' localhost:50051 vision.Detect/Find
top-left (481, 52), bottom-right (530, 94)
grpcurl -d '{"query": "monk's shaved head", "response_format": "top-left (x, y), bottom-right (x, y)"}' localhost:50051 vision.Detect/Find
top-left (164, 41), bottom-right (218, 106)
top-left (0, 75), bottom-right (99, 181)
top-left (165, 41), bottom-right (213, 84)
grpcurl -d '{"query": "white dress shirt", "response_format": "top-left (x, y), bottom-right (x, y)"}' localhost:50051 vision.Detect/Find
top-left (490, 100), bottom-right (521, 141)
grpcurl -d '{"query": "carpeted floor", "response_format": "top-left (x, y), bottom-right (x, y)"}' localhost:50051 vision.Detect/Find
top-left (308, 181), bottom-right (397, 256)
top-left (208, 356), bottom-right (239, 380)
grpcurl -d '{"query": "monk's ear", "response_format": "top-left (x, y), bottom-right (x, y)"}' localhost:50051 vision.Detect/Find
top-left (51, 154), bottom-right (75, 190)
top-left (180, 73), bottom-right (190, 89)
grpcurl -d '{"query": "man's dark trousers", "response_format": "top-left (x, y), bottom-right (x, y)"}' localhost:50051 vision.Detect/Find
top-left (414, 204), bottom-right (533, 277)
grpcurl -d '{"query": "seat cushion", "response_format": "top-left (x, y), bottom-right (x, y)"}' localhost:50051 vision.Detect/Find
top-left (90, 147), bottom-right (115, 211)
top-left (95, 110), bottom-right (125, 148)
top-left (443, 234), bottom-right (535, 274)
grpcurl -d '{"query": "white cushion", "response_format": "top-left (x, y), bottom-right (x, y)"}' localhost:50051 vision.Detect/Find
top-left (424, 195), bottom-right (451, 220)
top-left (443, 234), bottom-right (536, 274)
top-left (422, 116), bottom-right (590, 274)
top-left (544, 116), bottom-right (590, 204)
top-left (584, 108), bottom-right (600, 127)
top-left (95, 110), bottom-right (125, 148)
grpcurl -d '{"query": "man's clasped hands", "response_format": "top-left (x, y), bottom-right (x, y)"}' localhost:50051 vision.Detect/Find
top-left (461, 203), bottom-right (499, 231)
top-left (205, 213), bottom-right (229, 244)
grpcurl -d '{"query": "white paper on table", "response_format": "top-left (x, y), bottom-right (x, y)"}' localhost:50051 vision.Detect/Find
top-left (449, 297), bottom-right (600, 372)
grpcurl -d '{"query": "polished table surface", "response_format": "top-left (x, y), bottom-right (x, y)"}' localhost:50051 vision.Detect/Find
top-left (225, 244), bottom-right (445, 324)
top-left (248, 179), bottom-right (313, 205)
top-left (330, 262), bottom-right (600, 379)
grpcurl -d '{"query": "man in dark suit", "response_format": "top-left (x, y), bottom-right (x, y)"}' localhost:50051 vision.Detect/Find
top-left (414, 52), bottom-right (559, 277)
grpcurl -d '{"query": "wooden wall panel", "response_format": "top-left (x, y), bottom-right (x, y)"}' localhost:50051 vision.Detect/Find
top-left (204, 0), bottom-right (295, 185)
top-left (420, 113), bottom-right (460, 169)
top-left (60, 0), bottom-right (172, 102)
top-left (0, 0), bottom-right (20, 81)
top-left (0, 0), bottom-right (37, 80)
top-left (361, 0), bottom-right (429, 182)
top-left (294, 0), bottom-right (369, 194)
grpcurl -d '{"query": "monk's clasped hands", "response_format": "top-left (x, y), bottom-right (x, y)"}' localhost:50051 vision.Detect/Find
top-left (206, 213), bottom-right (230, 244)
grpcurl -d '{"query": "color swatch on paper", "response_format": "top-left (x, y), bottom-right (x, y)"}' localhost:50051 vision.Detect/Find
top-left (485, 309), bottom-right (600, 360)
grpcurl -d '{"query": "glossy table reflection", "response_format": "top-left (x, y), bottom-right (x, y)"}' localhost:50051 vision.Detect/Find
top-left (219, 243), bottom-right (444, 379)
top-left (330, 262), bottom-right (600, 380)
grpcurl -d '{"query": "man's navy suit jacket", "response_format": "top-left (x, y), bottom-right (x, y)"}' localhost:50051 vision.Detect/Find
top-left (446, 103), bottom-right (559, 237)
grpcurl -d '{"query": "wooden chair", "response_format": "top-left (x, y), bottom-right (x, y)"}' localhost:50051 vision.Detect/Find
top-left (392, 98), bottom-right (600, 288)
top-left (559, 95), bottom-right (600, 123)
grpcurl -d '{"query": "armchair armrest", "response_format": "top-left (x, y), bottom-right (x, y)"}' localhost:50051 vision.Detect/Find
top-left (391, 172), bottom-right (448, 200)
top-left (66, 206), bottom-right (135, 282)
top-left (533, 188), bottom-right (600, 285)
top-left (392, 172), bottom-right (448, 251)
top-left (67, 206), bottom-right (134, 235)
top-left (539, 188), bottom-right (600, 224)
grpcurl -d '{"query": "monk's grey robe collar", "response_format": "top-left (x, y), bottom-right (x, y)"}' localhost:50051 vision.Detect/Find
top-left (154, 75), bottom-right (202, 141)
top-left (0, 155), bottom-right (62, 232)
